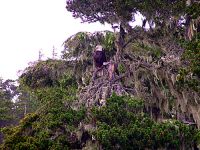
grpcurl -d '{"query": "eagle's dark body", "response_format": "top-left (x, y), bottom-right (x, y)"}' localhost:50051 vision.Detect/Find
top-left (93, 50), bottom-right (106, 68)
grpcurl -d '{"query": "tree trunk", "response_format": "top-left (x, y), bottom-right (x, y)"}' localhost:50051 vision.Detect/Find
top-left (115, 23), bottom-right (125, 63)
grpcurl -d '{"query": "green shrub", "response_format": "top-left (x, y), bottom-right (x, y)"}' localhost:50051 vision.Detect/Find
top-left (92, 94), bottom-right (198, 149)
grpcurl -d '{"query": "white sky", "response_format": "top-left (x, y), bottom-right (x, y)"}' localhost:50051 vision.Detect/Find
top-left (0, 0), bottom-right (142, 80)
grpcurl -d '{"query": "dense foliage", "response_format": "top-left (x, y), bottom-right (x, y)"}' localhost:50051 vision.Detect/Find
top-left (20, 59), bottom-right (71, 89)
top-left (1, 92), bottom-right (199, 149)
top-left (0, 79), bottom-right (16, 122)
top-left (178, 34), bottom-right (200, 92)
top-left (93, 94), bottom-right (198, 149)
top-left (66, 0), bottom-right (186, 25)
top-left (1, 64), bottom-right (85, 149)
top-left (1, 106), bottom-right (86, 150)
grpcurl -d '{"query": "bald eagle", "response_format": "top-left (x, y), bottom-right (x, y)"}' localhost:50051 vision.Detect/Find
top-left (92, 45), bottom-right (107, 80)
top-left (93, 45), bottom-right (106, 68)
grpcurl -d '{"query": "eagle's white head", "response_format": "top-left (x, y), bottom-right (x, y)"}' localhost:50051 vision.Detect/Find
top-left (95, 45), bottom-right (103, 51)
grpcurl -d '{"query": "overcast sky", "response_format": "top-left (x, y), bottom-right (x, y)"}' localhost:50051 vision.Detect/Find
top-left (0, 0), bottom-right (113, 80)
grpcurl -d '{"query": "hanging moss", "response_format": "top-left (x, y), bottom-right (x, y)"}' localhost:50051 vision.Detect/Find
top-left (92, 94), bottom-right (199, 150)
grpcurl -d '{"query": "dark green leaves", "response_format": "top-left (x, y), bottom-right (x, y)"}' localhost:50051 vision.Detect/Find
top-left (93, 94), bottom-right (197, 149)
